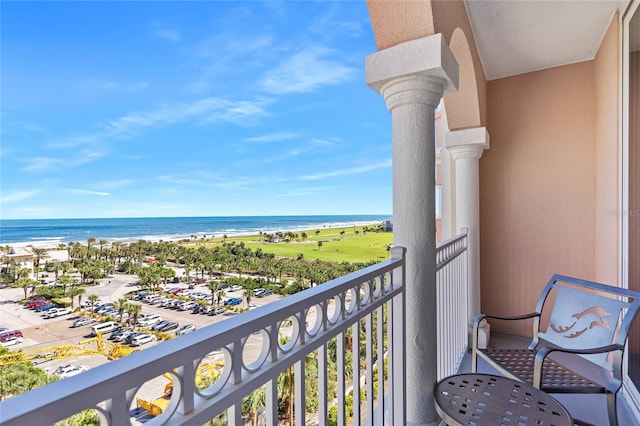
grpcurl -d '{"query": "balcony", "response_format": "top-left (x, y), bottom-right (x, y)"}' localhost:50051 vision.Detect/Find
top-left (0, 234), bottom-right (471, 425)
top-left (1, 230), bottom-right (638, 425)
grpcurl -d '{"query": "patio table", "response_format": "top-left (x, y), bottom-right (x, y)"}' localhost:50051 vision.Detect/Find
top-left (434, 373), bottom-right (573, 426)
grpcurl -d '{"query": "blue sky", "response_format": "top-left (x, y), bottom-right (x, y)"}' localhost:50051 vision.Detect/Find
top-left (0, 1), bottom-right (392, 219)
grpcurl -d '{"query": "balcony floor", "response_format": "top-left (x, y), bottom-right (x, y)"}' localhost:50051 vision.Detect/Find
top-left (458, 334), bottom-right (640, 426)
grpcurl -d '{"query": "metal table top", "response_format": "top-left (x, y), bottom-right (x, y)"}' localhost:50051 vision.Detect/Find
top-left (434, 373), bottom-right (573, 426)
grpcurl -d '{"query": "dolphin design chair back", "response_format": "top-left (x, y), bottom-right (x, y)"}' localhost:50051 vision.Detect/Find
top-left (472, 274), bottom-right (640, 426)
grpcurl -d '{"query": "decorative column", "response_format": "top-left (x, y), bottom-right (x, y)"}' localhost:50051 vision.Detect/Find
top-left (366, 34), bottom-right (458, 426)
top-left (445, 128), bottom-right (489, 344)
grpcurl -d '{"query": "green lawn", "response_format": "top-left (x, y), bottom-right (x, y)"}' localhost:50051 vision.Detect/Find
top-left (205, 226), bottom-right (393, 263)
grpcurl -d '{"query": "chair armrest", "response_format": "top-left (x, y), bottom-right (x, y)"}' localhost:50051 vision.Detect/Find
top-left (477, 312), bottom-right (540, 322)
top-left (532, 344), bottom-right (624, 388)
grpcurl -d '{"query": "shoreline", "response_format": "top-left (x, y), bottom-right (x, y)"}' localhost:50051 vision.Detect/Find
top-left (4, 220), bottom-right (388, 250)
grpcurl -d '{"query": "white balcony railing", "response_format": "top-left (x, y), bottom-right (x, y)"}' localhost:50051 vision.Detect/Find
top-left (436, 230), bottom-right (469, 380)
top-left (0, 247), bottom-right (406, 426)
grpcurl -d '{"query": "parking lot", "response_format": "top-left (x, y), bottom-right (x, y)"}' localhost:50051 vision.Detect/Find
top-left (0, 274), bottom-right (284, 413)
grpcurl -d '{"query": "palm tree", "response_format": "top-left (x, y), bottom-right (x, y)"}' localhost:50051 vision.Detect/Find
top-left (29, 247), bottom-right (49, 280)
top-left (317, 241), bottom-right (323, 251)
top-left (98, 239), bottom-right (108, 260)
top-left (278, 334), bottom-right (295, 426)
top-left (114, 298), bottom-right (128, 324)
top-left (126, 303), bottom-right (142, 329)
top-left (216, 290), bottom-right (225, 306)
top-left (67, 287), bottom-right (85, 309)
top-left (206, 282), bottom-right (219, 306)
top-left (242, 386), bottom-right (266, 426)
top-left (243, 289), bottom-right (252, 309)
top-left (88, 294), bottom-right (100, 313)
top-left (75, 287), bottom-right (86, 308)
top-left (58, 275), bottom-right (72, 296)
top-left (15, 277), bottom-right (36, 300)
top-left (86, 237), bottom-right (96, 257)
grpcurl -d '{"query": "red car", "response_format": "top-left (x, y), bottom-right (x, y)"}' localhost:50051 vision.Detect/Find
top-left (27, 299), bottom-right (51, 309)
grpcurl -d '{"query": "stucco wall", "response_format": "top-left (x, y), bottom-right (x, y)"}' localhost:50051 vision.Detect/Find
top-left (593, 15), bottom-right (620, 285)
top-left (366, 0), bottom-right (487, 129)
top-left (481, 62), bottom-right (597, 334)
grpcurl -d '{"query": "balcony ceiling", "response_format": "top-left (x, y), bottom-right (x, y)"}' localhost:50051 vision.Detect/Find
top-left (464, 0), bottom-right (628, 80)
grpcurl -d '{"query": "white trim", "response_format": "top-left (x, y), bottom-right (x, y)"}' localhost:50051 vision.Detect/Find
top-left (621, 0), bottom-right (640, 416)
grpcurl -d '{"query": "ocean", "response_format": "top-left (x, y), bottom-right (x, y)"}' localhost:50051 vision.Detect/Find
top-left (0, 215), bottom-right (390, 247)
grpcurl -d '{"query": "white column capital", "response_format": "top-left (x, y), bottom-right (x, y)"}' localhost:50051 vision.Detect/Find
top-left (366, 34), bottom-right (459, 111)
top-left (445, 127), bottom-right (490, 160)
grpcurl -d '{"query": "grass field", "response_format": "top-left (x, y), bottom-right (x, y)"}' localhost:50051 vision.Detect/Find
top-left (203, 226), bottom-right (393, 264)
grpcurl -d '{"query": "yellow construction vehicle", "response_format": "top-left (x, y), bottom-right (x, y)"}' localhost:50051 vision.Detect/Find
top-left (136, 362), bottom-right (224, 417)
top-left (0, 332), bottom-right (138, 365)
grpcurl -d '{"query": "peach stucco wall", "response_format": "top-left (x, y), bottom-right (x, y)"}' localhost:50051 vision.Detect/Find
top-left (366, 0), bottom-right (487, 129)
top-left (367, 1), bottom-right (434, 51)
top-left (481, 62), bottom-right (598, 334)
top-left (593, 15), bottom-right (620, 285)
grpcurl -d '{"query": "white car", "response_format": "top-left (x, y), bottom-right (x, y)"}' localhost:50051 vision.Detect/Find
top-left (130, 334), bottom-right (157, 346)
top-left (53, 365), bottom-right (88, 378)
top-left (72, 317), bottom-right (96, 327)
top-left (179, 301), bottom-right (198, 311)
top-left (229, 285), bottom-right (243, 292)
top-left (1, 337), bottom-right (23, 347)
top-left (175, 324), bottom-right (197, 336)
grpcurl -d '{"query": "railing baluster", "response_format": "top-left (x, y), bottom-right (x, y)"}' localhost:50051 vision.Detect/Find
top-left (436, 231), bottom-right (469, 380)
top-left (318, 343), bottom-right (327, 426)
top-left (365, 310), bottom-right (374, 423)
top-left (295, 358), bottom-right (305, 426)
top-left (376, 304), bottom-right (384, 425)
top-left (337, 331), bottom-right (346, 425)
top-left (351, 321), bottom-right (361, 426)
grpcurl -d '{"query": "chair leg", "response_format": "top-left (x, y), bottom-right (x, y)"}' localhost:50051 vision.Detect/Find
top-left (606, 392), bottom-right (618, 426)
top-left (471, 347), bottom-right (477, 372)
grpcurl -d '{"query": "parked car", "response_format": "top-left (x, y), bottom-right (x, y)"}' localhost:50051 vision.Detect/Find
top-left (1, 337), bottom-right (23, 347)
top-left (158, 321), bottom-right (179, 332)
top-left (71, 317), bottom-right (96, 328)
top-left (0, 329), bottom-right (23, 342)
top-left (175, 324), bottom-right (197, 336)
top-left (229, 285), bottom-right (243, 292)
top-left (150, 320), bottom-right (171, 331)
top-left (199, 305), bottom-right (214, 314)
top-left (137, 314), bottom-right (161, 327)
top-left (114, 329), bottom-right (136, 343)
top-left (109, 327), bottom-right (132, 340)
top-left (254, 289), bottom-right (273, 298)
top-left (130, 334), bottom-right (157, 346)
top-left (36, 304), bottom-right (58, 312)
top-left (209, 307), bottom-right (226, 316)
top-left (224, 298), bottom-right (242, 306)
top-left (53, 365), bottom-right (88, 378)
top-left (178, 301), bottom-right (198, 311)
top-left (125, 332), bottom-right (146, 345)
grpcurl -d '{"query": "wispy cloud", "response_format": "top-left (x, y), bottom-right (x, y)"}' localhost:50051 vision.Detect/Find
top-left (301, 159), bottom-right (392, 181)
top-left (99, 179), bottom-right (135, 189)
top-left (260, 46), bottom-right (357, 94)
top-left (0, 190), bottom-right (40, 203)
top-left (105, 97), bottom-right (272, 136)
top-left (63, 188), bottom-right (111, 196)
top-left (154, 29), bottom-right (181, 42)
top-left (77, 79), bottom-right (148, 94)
top-left (21, 157), bottom-right (64, 172)
top-left (245, 132), bottom-right (299, 143)
top-left (276, 187), bottom-right (327, 197)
